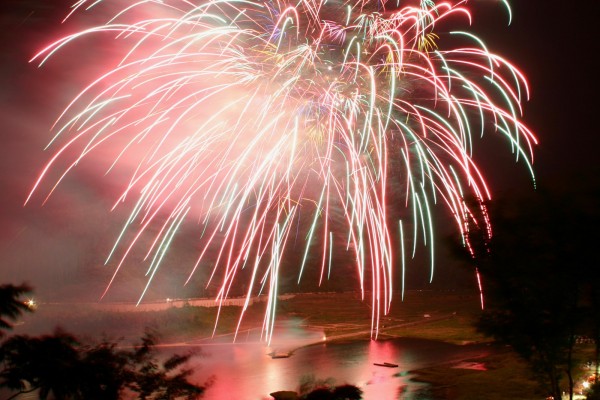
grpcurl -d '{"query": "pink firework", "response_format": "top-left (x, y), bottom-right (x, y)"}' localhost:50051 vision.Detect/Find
top-left (27, 0), bottom-right (536, 341)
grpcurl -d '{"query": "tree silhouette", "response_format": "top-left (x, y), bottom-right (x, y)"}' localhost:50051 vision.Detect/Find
top-left (331, 384), bottom-right (363, 399)
top-left (587, 381), bottom-right (600, 400)
top-left (76, 340), bottom-right (131, 400)
top-left (301, 384), bottom-right (363, 400)
top-left (128, 330), bottom-right (205, 400)
top-left (0, 329), bottom-right (81, 399)
top-left (0, 283), bottom-right (32, 337)
top-left (0, 282), bottom-right (207, 399)
top-left (454, 183), bottom-right (600, 400)
top-left (0, 328), bottom-right (206, 399)
top-left (270, 380), bottom-right (363, 400)
top-left (304, 387), bottom-right (333, 400)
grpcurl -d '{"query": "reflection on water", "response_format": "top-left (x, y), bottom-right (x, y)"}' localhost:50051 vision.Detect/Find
top-left (176, 333), bottom-right (492, 400)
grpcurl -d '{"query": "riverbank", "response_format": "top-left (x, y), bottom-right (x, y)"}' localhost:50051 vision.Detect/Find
top-left (12, 290), bottom-right (483, 341)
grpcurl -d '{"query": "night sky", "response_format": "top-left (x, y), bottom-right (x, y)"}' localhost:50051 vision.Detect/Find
top-left (0, 0), bottom-right (597, 302)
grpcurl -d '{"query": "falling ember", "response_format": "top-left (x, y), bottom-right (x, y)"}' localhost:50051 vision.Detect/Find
top-left (27, 0), bottom-right (536, 341)
top-left (475, 267), bottom-right (484, 310)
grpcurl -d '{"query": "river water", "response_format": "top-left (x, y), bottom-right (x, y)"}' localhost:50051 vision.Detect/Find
top-left (175, 332), bottom-right (494, 400)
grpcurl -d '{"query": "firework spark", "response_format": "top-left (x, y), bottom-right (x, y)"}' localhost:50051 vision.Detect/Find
top-left (27, 0), bottom-right (536, 341)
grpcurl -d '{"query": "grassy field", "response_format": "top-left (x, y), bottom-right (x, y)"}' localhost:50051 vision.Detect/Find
top-left (276, 291), bottom-right (487, 343)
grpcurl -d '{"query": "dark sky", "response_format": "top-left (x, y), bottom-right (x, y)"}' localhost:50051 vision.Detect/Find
top-left (470, 0), bottom-right (598, 194)
top-left (0, 0), bottom-right (597, 302)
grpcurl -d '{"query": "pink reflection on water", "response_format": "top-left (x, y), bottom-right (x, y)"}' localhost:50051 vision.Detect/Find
top-left (361, 340), bottom-right (407, 399)
top-left (182, 335), bottom-right (490, 399)
top-left (191, 341), bottom-right (419, 399)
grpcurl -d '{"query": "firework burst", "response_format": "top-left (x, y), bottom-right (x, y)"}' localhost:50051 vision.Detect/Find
top-left (27, 0), bottom-right (536, 341)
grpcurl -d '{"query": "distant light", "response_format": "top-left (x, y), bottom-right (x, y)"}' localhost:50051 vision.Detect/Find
top-left (583, 381), bottom-right (590, 389)
top-left (322, 335), bottom-right (327, 341)
top-left (25, 299), bottom-right (37, 310)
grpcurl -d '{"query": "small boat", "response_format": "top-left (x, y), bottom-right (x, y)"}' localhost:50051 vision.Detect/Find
top-left (271, 352), bottom-right (291, 359)
top-left (374, 362), bottom-right (398, 368)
